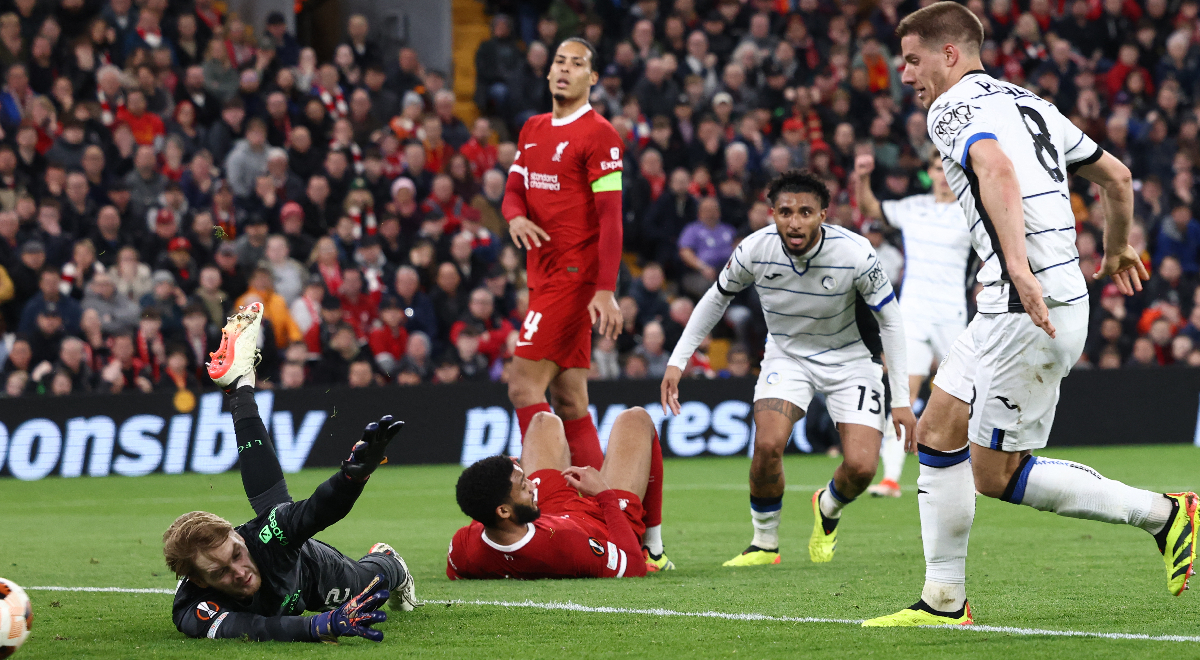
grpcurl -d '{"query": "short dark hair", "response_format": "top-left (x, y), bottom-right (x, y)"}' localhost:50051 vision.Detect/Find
top-left (766, 169), bottom-right (831, 209)
top-left (896, 1), bottom-right (984, 55)
top-left (455, 455), bottom-right (516, 526)
top-left (556, 37), bottom-right (598, 73)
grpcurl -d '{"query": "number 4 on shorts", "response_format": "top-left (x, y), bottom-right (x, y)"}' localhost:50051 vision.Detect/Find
top-left (523, 311), bottom-right (543, 341)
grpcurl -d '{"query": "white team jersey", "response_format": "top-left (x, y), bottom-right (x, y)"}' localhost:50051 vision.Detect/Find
top-left (927, 71), bottom-right (1101, 313)
top-left (719, 223), bottom-right (896, 366)
top-left (881, 194), bottom-right (973, 325)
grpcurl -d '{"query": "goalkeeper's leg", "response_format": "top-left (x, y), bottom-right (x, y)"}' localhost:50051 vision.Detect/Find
top-left (229, 382), bottom-right (291, 515)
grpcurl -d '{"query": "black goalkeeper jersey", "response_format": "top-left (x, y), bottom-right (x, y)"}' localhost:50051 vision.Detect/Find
top-left (171, 474), bottom-right (381, 641)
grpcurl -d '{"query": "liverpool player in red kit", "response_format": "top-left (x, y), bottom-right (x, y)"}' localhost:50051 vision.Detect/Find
top-left (501, 38), bottom-right (672, 567)
top-left (448, 408), bottom-right (668, 579)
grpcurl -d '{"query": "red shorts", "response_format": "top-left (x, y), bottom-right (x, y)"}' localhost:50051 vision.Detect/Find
top-left (530, 469), bottom-right (645, 542)
top-left (514, 284), bottom-right (594, 370)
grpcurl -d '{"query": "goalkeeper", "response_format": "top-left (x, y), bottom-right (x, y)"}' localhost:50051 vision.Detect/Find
top-left (163, 303), bottom-right (417, 642)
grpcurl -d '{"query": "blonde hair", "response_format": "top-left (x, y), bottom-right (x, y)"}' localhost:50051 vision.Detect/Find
top-left (162, 511), bottom-right (233, 579)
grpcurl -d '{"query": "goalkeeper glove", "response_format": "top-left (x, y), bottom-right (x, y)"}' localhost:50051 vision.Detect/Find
top-left (341, 415), bottom-right (405, 481)
top-left (310, 574), bottom-right (389, 643)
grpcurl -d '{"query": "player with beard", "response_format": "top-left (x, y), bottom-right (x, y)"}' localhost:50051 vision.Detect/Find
top-left (163, 303), bottom-right (417, 642)
top-left (448, 407), bottom-right (667, 579)
top-left (500, 39), bottom-right (667, 569)
top-left (662, 170), bottom-right (916, 567)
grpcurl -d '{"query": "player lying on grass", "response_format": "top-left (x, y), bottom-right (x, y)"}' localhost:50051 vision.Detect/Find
top-left (448, 407), bottom-right (667, 579)
top-left (662, 170), bottom-right (916, 567)
top-left (162, 303), bottom-right (417, 642)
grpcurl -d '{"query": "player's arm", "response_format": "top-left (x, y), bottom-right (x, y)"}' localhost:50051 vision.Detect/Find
top-left (502, 129), bottom-right (550, 249)
top-left (852, 154), bottom-right (884, 222)
top-left (1072, 151), bottom-right (1148, 294)
top-left (588, 127), bottom-right (626, 340)
top-left (967, 138), bottom-right (1055, 337)
top-left (274, 417), bottom-right (404, 544)
top-left (856, 255), bottom-right (916, 449)
top-left (174, 594), bottom-right (315, 641)
top-left (661, 250), bottom-right (748, 414)
top-left (562, 466), bottom-right (647, 578)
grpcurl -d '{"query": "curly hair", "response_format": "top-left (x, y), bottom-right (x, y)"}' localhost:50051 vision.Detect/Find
top-left (766, 169), bottom-right (831, 210)
top-left (456, 455), bottom-right (516, 526)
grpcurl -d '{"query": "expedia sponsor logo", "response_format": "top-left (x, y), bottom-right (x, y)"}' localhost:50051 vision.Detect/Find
top-left (600, 160), bottom-right (621, 170)
top-left (261, 507), bottom-right (288, 546)
top-left (529, 172), bottom-right (561, 190)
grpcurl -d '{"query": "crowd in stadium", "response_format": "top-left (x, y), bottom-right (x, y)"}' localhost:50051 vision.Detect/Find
top-left (0, 0), bottom-right (1198, 398)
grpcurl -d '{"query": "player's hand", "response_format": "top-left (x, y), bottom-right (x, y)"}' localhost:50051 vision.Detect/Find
top-left (854, 153), bottom-right (875, 178)
top-left (341, 415), bottom-right (405, 482)
top-left (588, 290), bottom-right (621, 340)
top-left (310, 574), bottom-right (389, 643)
top-left (1010, 270), bottom-right (1055, 338)
top-left (508, 215), bottom-right (550, 249)
top-left (660, 365), bottom-right (683, 416)
top-left (562, 465), bottom-right (610, 497)
top-left (891, 407), bottom-right (918, 454)
top-left (1094, 244), bottom-right (1149, 296)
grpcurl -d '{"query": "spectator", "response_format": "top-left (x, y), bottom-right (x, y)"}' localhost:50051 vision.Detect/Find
top-left (235, 265), bottom-right (301, 349)
top-left (431, 351), bottom-right (461, 384)
top-left (264, 234), bottom-right (306, 304)
top-left (82, 271), bottom-right (139, 334)
top-left (1127, 336), bottom-right (1159, 368)
top-left (311, 323), bottom-right (366, 385)
top-left (20, 266), bottom-right (81, 334)
top-left (368, 294), bottom-right (408, 377)
top-left (677, 196), bottom-right (736, 298)
top-left (454, 324), bottom-right (490, 382)
top-left (636, 320), bottom-right (669, 379)
top-left (1154, 202), bottom-right (1200, 274)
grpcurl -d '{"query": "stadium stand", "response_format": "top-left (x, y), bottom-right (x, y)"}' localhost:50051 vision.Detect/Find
top-left (0, 0), bottom-right (1196, 399)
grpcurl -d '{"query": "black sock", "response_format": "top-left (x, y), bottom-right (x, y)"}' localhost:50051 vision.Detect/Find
top-left (230, 387), bottom-right (285, 501)
top-left (1153, 496), bottom-right (1180, 554)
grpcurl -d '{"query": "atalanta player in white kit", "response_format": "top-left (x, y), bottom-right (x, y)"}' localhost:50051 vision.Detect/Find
top-left (864, 2), bottom-right (1197, 627)
top-left (662, 170), bottom-right (917, 567)
top-left (853, 151), bottom-right (974, 498)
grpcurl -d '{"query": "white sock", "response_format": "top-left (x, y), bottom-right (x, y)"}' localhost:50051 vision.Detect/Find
top-left (750, 498), bottom-right (782, 550)
top-left (1005, 456), bottom-right (1171, 533)
top-left (880, 420), bottom-right (906, 483)
top-left (917, 444), bottom-right (974, 612)
top-left (643, 525), bottom-right (663, 555)
top-left (819, 478), bottom-right (853, 519)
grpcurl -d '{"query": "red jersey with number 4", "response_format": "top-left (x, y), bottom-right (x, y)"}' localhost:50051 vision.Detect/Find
top-left (508, 105), bottom-right (623, 292)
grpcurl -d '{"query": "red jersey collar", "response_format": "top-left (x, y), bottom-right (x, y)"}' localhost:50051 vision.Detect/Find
top-left (551, 103), bottom-right (592, 127)
top-left (481, 523), bottom-right (535, 552)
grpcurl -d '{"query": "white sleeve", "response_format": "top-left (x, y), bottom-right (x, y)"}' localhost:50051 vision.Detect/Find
top-left (716, 242), bottom-right (754, 295)
top-left (667, 283), bottom-right (733, 370)
top-left (871, 299), bottom-right (910, 406)
top-left (1060, 111), bottom-right (1103, 172)
top-left (880, 198), bottom-right (907, 230)
top-left (929, 98), bottom-right (1002, 171)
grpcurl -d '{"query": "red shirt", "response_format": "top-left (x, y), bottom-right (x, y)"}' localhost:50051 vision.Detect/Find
top-left (446, 491), bottom-right (641, 580)
top-left (367, 324), bottom-right (408, 363)
top-left (339, 290), bottom-right (381, 339)
top-left (449, 316), bottom-right (514, 361)
top-left (459, 137), bottom-right (497, 177)
top-left (116, 108), bottom-right (166, 146)
top-left (502, 105), bottom-right (624, 292)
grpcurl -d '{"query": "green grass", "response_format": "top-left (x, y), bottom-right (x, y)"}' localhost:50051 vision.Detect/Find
top-left (1, 445), bottom-right (1197, 659)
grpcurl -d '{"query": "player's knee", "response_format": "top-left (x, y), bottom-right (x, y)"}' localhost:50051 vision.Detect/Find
top-left (527, 411), bottom-right (564, 435)
top-left (615, 406), bottom-right (653, 432)
top-left (972, 465), bottom-right (1011, 500)
top-left (507, 379), bottom-right (539, 407)
top-left (842, 461), bottom-right (877, 489)
top-left (915, 414), bottom-right (957, 451)
top-left (752, 435), bottom-right (786, 462)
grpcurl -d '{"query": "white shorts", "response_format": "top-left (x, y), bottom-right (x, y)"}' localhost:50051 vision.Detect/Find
top-left (905, 318), bottom-right (965, 377)
top-left (933, 302), bottom-right (1088, 453)
top-left (754, 354), bottom-right (886, 432)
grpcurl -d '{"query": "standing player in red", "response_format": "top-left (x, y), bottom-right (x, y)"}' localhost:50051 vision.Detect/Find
top-left (501, 38), bottom-right (671, 567)
top-left (448, 408), bottom-right (667, 579)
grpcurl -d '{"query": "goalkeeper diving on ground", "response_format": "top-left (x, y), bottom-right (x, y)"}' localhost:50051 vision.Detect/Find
top-left (162, 303), bottom-right (417, 642)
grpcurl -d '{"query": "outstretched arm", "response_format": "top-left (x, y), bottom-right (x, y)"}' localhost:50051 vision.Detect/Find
top-left (274, 416), bottom-right (405, 544)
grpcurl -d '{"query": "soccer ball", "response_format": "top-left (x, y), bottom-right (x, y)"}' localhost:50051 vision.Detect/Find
top-left (0, 578), bottom-right (32, 658)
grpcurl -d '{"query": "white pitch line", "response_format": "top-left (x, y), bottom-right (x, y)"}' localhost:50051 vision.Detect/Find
top-left (23, 588), bottom-right (1200, 643)
top-left (437, 599), bottom-right (1200, 644)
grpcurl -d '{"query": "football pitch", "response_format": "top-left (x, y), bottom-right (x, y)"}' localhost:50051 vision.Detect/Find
top-left (2, 444), bottom-right (1197, 659)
